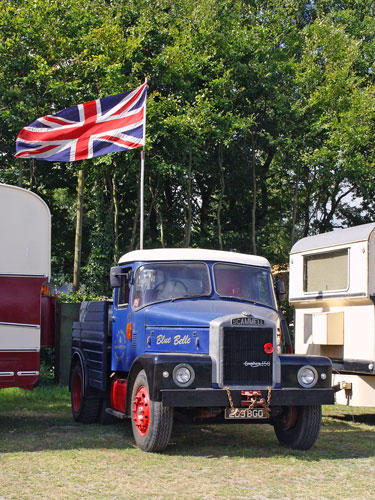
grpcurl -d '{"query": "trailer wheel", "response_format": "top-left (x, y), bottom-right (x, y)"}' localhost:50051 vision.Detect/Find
top-left (273, 405), bottom-right (322, 450)
top-left (70, 362), bottom-right (100, 424)
top-left (130, 369), bottom-right (173, 452)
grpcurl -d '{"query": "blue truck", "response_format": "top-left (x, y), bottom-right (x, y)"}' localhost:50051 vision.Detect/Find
top-left (69, 248), bottom-right (334, 452)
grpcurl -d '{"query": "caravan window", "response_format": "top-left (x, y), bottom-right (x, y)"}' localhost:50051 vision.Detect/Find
top-left (304, 249), bottom-right (348, 292)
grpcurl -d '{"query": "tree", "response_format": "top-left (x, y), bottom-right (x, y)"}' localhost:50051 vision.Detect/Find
top-left (3, 0), bottom-right (375, 296)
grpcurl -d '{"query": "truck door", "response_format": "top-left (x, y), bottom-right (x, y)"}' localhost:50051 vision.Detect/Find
top-left (112, 267), bottom-right (132, 372)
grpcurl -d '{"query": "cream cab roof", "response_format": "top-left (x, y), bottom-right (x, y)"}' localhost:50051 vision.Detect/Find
top-left (118, 248), bottom-right (271, 268)
top-left (290, 222), bottom-right (375, 255)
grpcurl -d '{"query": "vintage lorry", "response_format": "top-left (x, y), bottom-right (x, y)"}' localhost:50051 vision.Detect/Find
top-left (0, 184), bottom-right (55, 391)
top-left (290, 223), bottom-right (375, 407)
top-left (70, 248), bottom-right (334, 452)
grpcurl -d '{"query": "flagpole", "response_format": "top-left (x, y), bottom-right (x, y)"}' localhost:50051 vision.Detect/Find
top-left (140, 149), bottom-right (145, 250)
top-left (140, 78), bottom-right (147, 250)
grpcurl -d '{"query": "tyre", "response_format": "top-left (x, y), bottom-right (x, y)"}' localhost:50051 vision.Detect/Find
top-left (70, 361), bottom-right (100, 424)
top-left (273, 405), bottom-right (322, 450)
top-left (130, 369), bottom-right (173, 452)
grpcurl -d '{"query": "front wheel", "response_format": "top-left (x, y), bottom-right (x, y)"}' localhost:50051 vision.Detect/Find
top-left (273, 405), bottom-right (322, 450)
top-left (130, 370), bottom-right (173, 452)
top-left (70, 362), bottom-right (100, 424)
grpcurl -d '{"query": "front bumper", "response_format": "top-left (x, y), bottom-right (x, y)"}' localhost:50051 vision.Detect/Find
top-left (161, 387), bottom-right (334, 407)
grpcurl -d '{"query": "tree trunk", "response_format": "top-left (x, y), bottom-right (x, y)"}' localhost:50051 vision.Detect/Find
top-left (112, 173), bottom-right (119, 264)
top-left (196, 175), bottom-right (212, 241)
top-left (163, 178), bottom-right (174, 247)
top-left (159, 211), bottom-right (165, 247)
top-left (251, 136), bottom-right (257, 255)
top-left (129, 202), bottom-right (140, 251)
top-left (291, 164), bottom-right (300, 247)
top-left (183, 150), bottom-right (193, 247)
top-left (257, 148), bottom-right (275, 223)
top-left (73, 169), bottom-right (84, 291)
top-left (18, 160), bottom-right (23, 187)
top-left (148, 175), bottom-right (161, 245)
top-left (129, 170), bottom-right (142, 251)
top-left (29, 159), bottom-right (35, 190)
top-left (145, 175), bottom-right (160, 235)
top-left (217, 144), bottom-right (225, 250)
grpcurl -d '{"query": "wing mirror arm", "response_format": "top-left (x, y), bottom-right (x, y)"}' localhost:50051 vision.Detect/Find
top-left (275, 279), bottom-right (287, 303)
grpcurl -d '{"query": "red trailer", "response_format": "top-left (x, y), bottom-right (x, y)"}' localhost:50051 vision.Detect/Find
top-left (0, 184), bottom-right (55, 390)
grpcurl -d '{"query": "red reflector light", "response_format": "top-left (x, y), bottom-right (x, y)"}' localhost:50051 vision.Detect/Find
top-left (264, 343), bottom-right (274, 354)
top-left (126, 322), bottom-right (132, 341)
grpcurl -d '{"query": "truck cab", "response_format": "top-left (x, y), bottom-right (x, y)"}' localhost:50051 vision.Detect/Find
top-left (70, 248), bottom-right (333, 452)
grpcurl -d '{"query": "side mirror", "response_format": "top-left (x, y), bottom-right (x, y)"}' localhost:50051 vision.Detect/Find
top-left (275, 279), bottom-right (287, 303)
top-left (110, 266), bottom-right (123, 288)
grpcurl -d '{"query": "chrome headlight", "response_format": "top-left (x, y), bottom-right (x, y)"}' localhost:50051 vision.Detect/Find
top-left (297, 365), bottom-right (318, 388)
top-left (172, 363), bottom-right (195, 387)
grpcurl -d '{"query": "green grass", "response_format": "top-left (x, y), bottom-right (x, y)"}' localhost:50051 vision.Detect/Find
top-left (0, 383), bottom-right (375, 500)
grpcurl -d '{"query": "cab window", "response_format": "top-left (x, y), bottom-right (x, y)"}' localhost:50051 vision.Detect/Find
top-left (132, 262), bottom-right (211, 309)
top-left (117, 267), bottom-right (131, 308)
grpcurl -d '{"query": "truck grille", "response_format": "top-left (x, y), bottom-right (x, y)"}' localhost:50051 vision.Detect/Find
top-left (222, 327), bottom-right (273, 386)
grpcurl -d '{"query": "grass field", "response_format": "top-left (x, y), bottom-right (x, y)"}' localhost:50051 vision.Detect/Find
top-left (0, 383), bottom-right (374, 500)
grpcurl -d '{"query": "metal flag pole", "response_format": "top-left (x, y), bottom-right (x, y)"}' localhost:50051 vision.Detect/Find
top-left (140, 78), bottom-right (148, 250)
top-left (140, 150), bottom-right (145, 250)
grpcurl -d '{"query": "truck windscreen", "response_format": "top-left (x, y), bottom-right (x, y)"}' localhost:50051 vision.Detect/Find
top-left (213, 263), bottom-right (276, 308)
top-left (132, 262), bottom-right (211, 308)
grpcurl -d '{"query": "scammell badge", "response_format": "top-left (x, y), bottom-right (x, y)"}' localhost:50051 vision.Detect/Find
top-left (232, 317), bottom-right (265, 326)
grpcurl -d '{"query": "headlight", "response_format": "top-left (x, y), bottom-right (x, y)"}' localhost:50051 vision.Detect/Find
top-left (297, 365), bottom-right (318, 388)
top-left (172, 363), bottom-right (195, 387)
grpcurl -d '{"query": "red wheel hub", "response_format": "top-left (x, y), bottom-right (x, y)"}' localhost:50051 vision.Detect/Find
top-left (132, 385), bottom-right (150, 436)
top-left (279, 406), bottom-right (298, 430)
top-left (72, 371), bottom-right (82, 413)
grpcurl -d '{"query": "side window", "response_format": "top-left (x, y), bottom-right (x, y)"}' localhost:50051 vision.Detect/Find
top-left (257, 271), bottom-right (273, 304)
top-left (117, 267), bottom-right (131, 308)
top-left (304, 249), bottom-right (348, 292)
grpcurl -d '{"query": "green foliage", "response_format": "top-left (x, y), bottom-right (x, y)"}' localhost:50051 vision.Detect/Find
top-left (39, 348), bottom-right (55, 383)
top-left (2, 0), bottom-right (375, 295)
top-left (56, 291), bottom-right (106, 303)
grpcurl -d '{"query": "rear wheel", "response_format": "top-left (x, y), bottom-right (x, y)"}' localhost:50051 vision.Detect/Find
top-left (273, 405), bottom-right (322, 450)
top-left (130, 370), bottom-right (173, 452)
top-left (70, 362), bottom-right (100, 424)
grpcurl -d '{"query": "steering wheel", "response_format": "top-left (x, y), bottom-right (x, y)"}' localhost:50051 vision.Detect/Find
top-left (154, 279), bottom-right (188, 297)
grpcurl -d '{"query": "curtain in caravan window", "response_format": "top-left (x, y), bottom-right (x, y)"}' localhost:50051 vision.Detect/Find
top-left (304, 249), bottom-right (348, 292)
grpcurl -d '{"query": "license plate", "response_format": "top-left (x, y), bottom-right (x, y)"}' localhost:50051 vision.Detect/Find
top-left (224, 407), bottom-right (267, 420)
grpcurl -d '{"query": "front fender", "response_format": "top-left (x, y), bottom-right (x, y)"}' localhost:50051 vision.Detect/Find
top-left (127, 354), bottom-right (212, 403)
top-left (69, 348), bottom-right (102, 399)
top-left (279, 354), bottom-right (332, 389)
top-left (69, 350), bottom-right (86, 393)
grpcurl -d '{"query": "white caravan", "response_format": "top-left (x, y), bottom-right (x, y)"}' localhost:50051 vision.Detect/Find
top-left (0, 183), bottom-right (54, 391)
top-left (289, 223), bottom-right (375, 406)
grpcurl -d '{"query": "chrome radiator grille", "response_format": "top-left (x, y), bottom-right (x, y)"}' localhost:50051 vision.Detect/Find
top-left (222, 327), bottom-right (273, 386)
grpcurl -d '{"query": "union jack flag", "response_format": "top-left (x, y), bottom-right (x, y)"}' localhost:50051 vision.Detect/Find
top-left (15, 82), bottom-right (147, 162)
